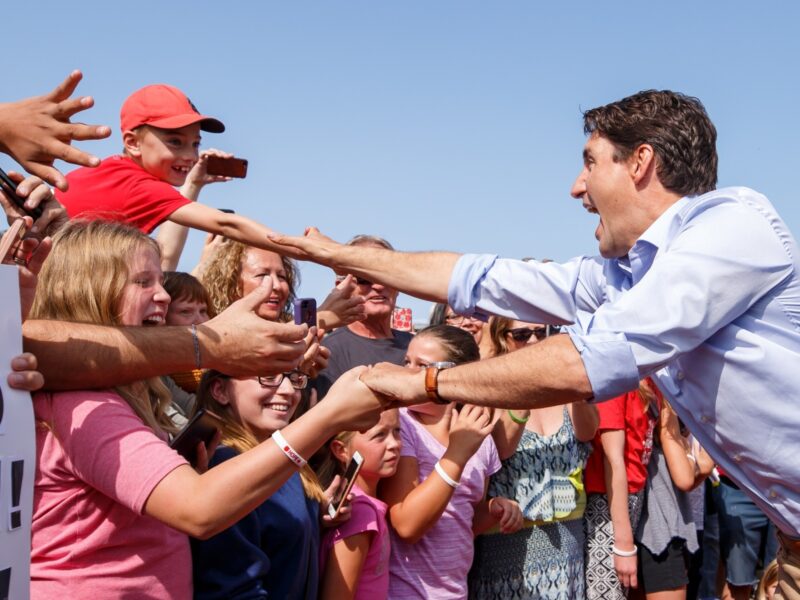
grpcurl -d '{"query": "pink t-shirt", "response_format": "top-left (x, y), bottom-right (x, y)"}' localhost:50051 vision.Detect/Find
top-left (31, 390), bottom-right (191, 599)
top-left (321, 485), bottom-right (390, 600)
top-left (388, 408), bottom-right (501, 599)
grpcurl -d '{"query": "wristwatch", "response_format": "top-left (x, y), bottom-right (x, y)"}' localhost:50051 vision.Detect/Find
top-left (424, 361), bottom-right (456, 405)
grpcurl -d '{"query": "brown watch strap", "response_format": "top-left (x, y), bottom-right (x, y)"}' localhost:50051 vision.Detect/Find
top-left (424, 366), bottom-right (448, 404)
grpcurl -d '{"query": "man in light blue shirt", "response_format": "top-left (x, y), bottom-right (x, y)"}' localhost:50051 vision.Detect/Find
top-left (270, 90), bottom-right (800, 596)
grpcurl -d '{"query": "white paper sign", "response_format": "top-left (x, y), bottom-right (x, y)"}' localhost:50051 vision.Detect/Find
top-left (0, 266), bottom-right (34, 600)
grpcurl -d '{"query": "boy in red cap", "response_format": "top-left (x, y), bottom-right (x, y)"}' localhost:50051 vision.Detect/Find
top-left (57, 84), bottom-right (277, 263)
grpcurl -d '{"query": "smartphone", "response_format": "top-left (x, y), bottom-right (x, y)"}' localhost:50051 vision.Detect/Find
top-left (170, 408), bottom-right (225, 466)
top-left (0, 167), bottom-right (43, 219)
top-left (219, 208), bottom-right (235, 214)
top-left (328, 451), bottom-right (364, 519)
top-left (205, 156), bottom-right (248, 178)
top-left (293, 298), bottom-right (317, 327)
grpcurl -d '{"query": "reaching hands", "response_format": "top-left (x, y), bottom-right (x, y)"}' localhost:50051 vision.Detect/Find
top-left (0, 70), bottom-right (111, 191)
top-left (0, 172), bottom-right (67, 238)
top-left (318, 274), bottom-right (366, 330)
top-left (298, 327), bottom-right (330, 378)
top-left (447, 404), bottom-right (495, 462)
top-left (324, 366), bottom-right (386, 433)
top-left (267, 226), bottom-right (341, 264)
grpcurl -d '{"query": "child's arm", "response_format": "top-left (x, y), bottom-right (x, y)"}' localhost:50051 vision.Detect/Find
top-left (158, 149), bottom-right (234, 271)
top-left (601, 429), bottom-right (638, 590)
top-left (472, 479), bottom-right (523, 535)
top-left (491, 409), bottom-right (529, 461)
top-left (568, 400), bottom-right (600, 442)
top-left (381, 405), bottom-right (494, 544)
top-left (320, 531), bottom-right (373, 600)
top-left (659, 401), bottom-right (713, 491)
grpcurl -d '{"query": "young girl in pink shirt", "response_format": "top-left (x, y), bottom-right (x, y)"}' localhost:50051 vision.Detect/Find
top-left (381, 325), bottom-right (523, 599)
top-left (317, 409), bottom-right (402, 600)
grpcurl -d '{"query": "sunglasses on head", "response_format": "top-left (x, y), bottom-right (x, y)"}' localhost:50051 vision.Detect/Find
top-left (506, 325), bottom-right (562, 343)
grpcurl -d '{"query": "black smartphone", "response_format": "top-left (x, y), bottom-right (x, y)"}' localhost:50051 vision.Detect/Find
top-left (170, 409), bottom-right (225, 466)
top-left (219, 208), bottom-right (235, 214)
top-left (293, 298), bottom-right (317, 327)
top-left (0, 167), bottom-right (43, 219)
top-left (328, 451), bottom-right (364, 519)
top-left (205, 156), bottom-right (248, 178)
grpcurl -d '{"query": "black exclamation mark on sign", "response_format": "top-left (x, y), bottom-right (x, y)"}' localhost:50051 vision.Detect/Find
top-left (8, 460), bottom-right (22, 530)
top-left (0, 566), bottom-right (10, 599)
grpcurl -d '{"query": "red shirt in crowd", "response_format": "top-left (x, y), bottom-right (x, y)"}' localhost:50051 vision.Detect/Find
top-left (584, 383), bottom-right (660, 495)
top-left (57, 156), bottom-right (191, 233)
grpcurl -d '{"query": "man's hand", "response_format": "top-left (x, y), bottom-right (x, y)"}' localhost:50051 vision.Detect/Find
top-left (298, 327), bottom-right (330, 378)
top-left (317, 274), bottom-right (366, 329)
top-left (267, 226), bottom-right (342, 265)
top-left (0, 70), bottom-right (111, 191)
top-left (0, 172), bottom-right (67, 237)
top-left (198, 277), bottom-right (308, 376)
top-left (358, 362), bottom-right (429, 407)
top-left (7, 352), bottom-right (44, 391)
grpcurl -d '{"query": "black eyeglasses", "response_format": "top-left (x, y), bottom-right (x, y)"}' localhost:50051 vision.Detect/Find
top-left (506, 325), bottom-right (562, 343)
top-left (444, 313), bottom-right (479, 325)
top-left (256, 371), bottom-right (309, 390)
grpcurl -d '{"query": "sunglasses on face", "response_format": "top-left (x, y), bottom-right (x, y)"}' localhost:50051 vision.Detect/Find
top-left (506, 325), bottom-right (562, 343)
top-left (256, 371), bottom-right (308, 390)
top-left (336, 275), bottom-right (373, 287)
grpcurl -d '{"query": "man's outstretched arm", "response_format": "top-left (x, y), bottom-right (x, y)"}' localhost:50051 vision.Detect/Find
top-left (268, 227), bottom-right (460, 303)
top-left (361, 333), bottom-right (595, 410)
top-left (24, 279), bottom-right (308, 390)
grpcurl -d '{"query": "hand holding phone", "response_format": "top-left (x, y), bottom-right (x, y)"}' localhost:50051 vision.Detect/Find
top-left (0, 167), bottom-right (43, 219)
top-left (328, 451), bottom-right (364, 519)
top-left (170, 409), bottom-right (225, 466)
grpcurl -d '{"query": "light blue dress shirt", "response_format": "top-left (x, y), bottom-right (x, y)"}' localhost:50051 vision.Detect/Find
top-left (448, 186), bottom-right (800, 536)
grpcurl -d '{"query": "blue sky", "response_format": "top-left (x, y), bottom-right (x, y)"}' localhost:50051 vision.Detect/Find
top-left (4, 2), bottom-right (799, 323)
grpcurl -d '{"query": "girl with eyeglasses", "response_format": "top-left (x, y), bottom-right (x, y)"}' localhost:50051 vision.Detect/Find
top-left (468, 316), bottom-right (599, 600)
top-left (29, 221), bottom-right (384, 599)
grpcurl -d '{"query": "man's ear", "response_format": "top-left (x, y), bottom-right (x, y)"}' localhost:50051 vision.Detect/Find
top-left (122, 129), bottom-right (143, 158)
top-left (630, 143), bottom-right (656, 186)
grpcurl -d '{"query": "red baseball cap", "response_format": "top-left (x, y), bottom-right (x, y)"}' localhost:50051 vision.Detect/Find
top-left (120, 84), bottom-right (225, 133)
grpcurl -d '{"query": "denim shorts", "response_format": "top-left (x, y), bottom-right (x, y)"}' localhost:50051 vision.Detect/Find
top-left (715, 478), bottom-right (779, 586)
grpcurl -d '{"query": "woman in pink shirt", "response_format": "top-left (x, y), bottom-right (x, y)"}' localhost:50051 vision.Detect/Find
top-left (29, 220), bottom-right (384, 599)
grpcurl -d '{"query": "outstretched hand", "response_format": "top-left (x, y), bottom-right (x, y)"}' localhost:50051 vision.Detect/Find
top-left (0, 70), bottom-right (111, 191)
top-left (0, 171), bottom-right (67, 237)
top-left (199, 276), bottom-right (308, 376)
top-left (318, 274), bottom-right (366, 329)
top-left (358, 362), bottom-right (430, 408)
top-left (267, 226), bottom-right (341, 265)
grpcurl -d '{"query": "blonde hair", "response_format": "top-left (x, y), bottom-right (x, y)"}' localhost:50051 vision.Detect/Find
top-left (201, 241), bottom-right (297, 322)
top-left (315, 430), bottom-right (357, 490)
top-left (30, 220), bottom-right (175, 434)
top-left (195, 370), bottom-right (325, 502)
top-left (755, 560), bottom-right (779, 600)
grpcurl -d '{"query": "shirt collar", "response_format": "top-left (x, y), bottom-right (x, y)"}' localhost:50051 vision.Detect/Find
top-left (636, 196), bottom-right (690, 250)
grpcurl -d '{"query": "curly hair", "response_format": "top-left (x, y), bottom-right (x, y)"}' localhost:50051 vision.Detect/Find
top-left (201, 241), bottom-right (298, 322)
top-left (583, 90), bottom-right (717, 196)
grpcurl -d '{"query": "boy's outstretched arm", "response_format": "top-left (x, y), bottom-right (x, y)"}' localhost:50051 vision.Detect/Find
top-left (158, 148), bottom-right (234, 271)
top-left (0, 70), bottom-right (111, 191)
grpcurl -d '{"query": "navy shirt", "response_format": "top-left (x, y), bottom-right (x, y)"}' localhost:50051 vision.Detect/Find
top-left (191, 446), bottom-right (320, 599)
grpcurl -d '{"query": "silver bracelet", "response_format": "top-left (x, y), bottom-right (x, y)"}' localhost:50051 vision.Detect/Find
top-left (612, 544), bottom-right (638, 557)
top-left (434, 461), bottom-right (459, 488)
top-left (271, 430), bottom-right (307, 468)
top-left (191, 324), bottom-right (202, 369)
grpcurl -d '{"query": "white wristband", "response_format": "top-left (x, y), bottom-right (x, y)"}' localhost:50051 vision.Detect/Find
top-left (434, 461), bottom-right (459, 488)
top-left (612, 544), bottom-right (638, 557)
top-left (271, 430), bottom-right (307, 468)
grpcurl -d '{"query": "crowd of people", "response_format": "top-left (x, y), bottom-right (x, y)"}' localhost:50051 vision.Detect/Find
top-left (1, 72), bottom-right (798, 600)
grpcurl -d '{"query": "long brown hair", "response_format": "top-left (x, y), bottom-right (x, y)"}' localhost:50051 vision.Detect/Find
top-left (30, 220), bottom-right (175, 434)
top-left (195, 370), bottom-right (325, 501)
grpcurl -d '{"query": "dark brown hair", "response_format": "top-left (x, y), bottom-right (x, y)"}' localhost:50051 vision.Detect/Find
top-left (583, 90), bottom-right (718, 196)
top-left (163, 271), bottom-right (216, 318)
top-left (415, 324), bottom-right (480, 365)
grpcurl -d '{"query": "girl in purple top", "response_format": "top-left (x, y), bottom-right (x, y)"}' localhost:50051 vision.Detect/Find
top-left (318, 409), bottom-right (402, 600)
top-left (380, 325), bottom-right (523, 599)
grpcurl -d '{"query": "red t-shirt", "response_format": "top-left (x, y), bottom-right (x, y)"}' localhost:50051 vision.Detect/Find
top-left (57, 155), bottom-right (191, 233)
top-left (584, 386), bottom-right (659, 495)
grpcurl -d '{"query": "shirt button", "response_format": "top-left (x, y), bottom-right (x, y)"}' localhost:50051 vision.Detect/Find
top-left (770, 490), bottom-right (778, 499)
top-left (700, 415), bottom-right (710, 423)
top-left (734, 454), bottom-right (742, 463)
top-left (676, 371), bottom-right (685, 381)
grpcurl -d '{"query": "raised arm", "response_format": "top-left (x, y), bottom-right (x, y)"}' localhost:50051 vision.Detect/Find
top-left (269, 227), bottom-right (460, 302)
top-left (0, 70), bottom-right (111, 191)
top-left (24, 280), bottom-right (307, 389)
